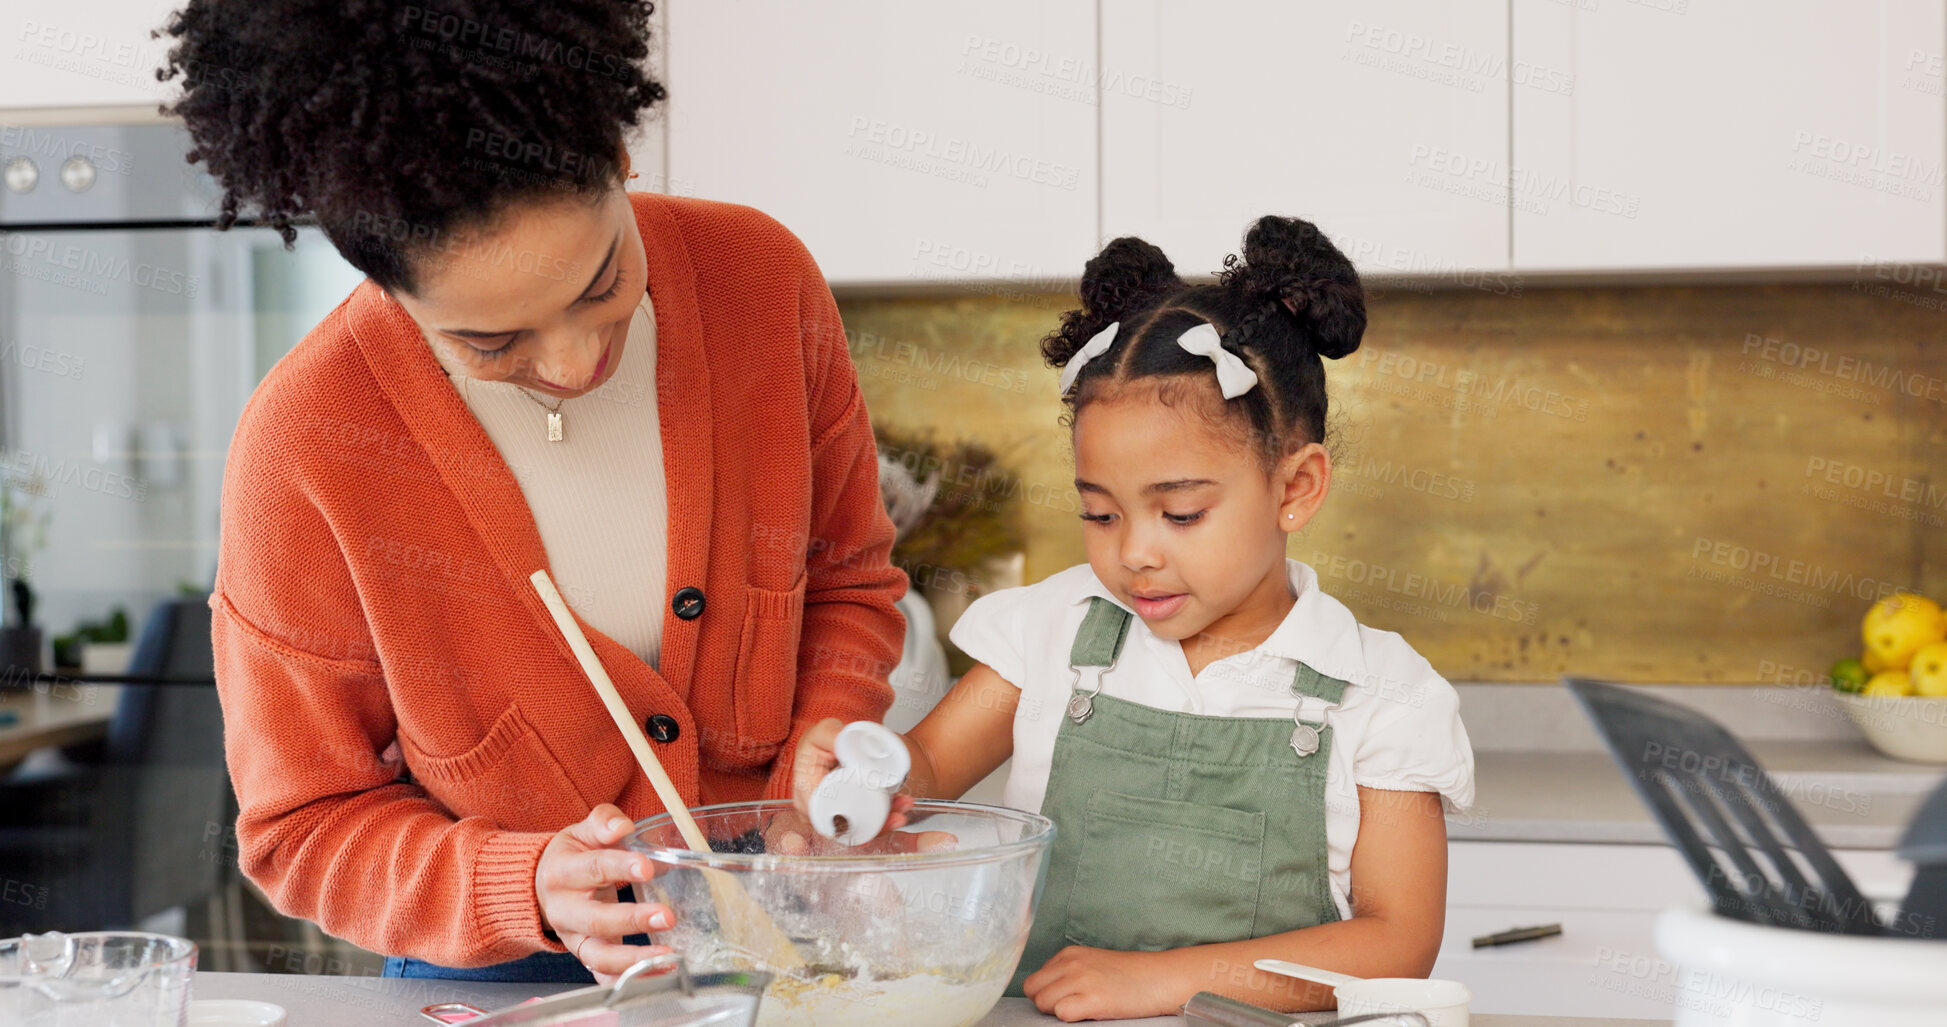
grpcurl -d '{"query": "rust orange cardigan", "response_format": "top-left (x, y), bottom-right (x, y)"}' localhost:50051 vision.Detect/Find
top-left (211, 193), bottom-right (905, 966)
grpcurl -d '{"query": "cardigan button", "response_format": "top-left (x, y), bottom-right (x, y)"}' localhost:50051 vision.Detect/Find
top-left (672, 586), bottom-right (705, 620)
top-left (646, 714), bottom-right (680, 743)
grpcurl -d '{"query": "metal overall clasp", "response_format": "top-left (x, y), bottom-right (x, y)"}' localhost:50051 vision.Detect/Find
top-left (1289, 719), bottom-right (1320, 758)
top-left (1289, 680), bottom-right (1323, 758)
top-left (1067, 655), bottom-right (1119, 725)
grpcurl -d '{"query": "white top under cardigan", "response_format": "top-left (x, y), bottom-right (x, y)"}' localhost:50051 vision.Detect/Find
top-left (433, 292), bottom-right (669, 668)
top-left (947, 558), bottom-right (1476, 920)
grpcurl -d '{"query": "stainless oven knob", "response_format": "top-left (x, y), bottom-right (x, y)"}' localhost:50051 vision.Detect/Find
top-left (3, 156), bottom-right (36, 194)
top-left (60, 155), bottom-right (96, 192)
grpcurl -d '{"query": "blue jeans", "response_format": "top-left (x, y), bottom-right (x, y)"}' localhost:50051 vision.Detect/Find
top-left (381, 933), bottom-right (657, 983)
top-left (382, 949), bottom-right (597, 983)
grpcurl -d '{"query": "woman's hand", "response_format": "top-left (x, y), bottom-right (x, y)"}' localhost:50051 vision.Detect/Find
top-left (535, 804), bottom-right (675, 983)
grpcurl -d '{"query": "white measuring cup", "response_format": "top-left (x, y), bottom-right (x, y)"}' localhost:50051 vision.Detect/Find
top-left (807, 721), bottom-right (912, 845)
top-left (1254, 959), bottom-right (1471, 1027)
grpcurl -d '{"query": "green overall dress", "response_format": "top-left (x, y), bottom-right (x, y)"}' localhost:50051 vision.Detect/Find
top-left (1008, 597), bottom-right (1347, 995)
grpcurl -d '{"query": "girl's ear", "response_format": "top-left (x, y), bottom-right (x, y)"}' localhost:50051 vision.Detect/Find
top-left (1276, 442), bottom-right (1332, 533)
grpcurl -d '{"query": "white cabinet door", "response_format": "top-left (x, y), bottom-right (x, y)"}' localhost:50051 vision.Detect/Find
top-left (1100, 0), bottom-right (1511, 280)
top-left (664, 1), bottom-right (1097, 285)
top-left (1512, 0), bottom-right (1947, 270)
top-left (624, 3), bottom-right (670, 199)
top-left (3, 1), bottom-right (188, 109)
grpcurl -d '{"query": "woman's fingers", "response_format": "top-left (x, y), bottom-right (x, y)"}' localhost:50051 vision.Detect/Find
top-left (537, 804), bottom-right (660, 942)
top-left (551, 895), bottom-right (675, 940)
top-left (564, 933), bottom-right (674, 979)
top-left (542, 847), bottom-right (656, 893)
top-left (560, 803), bottom-right (635, 848)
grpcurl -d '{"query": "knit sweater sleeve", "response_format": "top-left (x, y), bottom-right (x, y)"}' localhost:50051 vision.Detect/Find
top-left (210, 394), bottom-right (559, 968)
top-left (761, 254), bottom-right (906, 799)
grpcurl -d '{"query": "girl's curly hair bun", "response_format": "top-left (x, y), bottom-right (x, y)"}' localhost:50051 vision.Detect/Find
top-left (1225, 214), bottom-right (1365, 360)
top-left (1080, 236), bottom-right (1180, 322)
top-left (1043, 236), bottom-right (1183, 367)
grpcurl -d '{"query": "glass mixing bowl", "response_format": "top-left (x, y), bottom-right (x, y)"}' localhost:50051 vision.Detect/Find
top-left (0, 931), bottom-right (197, 1027)
top-left (623, 800), bottom-right (1053, 1027)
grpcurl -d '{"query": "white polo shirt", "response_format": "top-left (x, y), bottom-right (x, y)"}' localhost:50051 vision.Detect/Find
top-left (948, 558), bottom-right (1475, 919)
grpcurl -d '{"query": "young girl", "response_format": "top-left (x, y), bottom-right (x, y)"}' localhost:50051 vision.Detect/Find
top-left (795, 215), bottom-right (1474, 1021)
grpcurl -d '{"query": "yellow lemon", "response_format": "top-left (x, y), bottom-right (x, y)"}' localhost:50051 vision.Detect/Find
top-left (1862, 649), bottom-right (1893, 674)
top-left (1863, 670), bottom-right (1914, 697)
top-left (1910, 641), bottom-right (1947, 698)
top-left (1861, 593), bottom-right (1945, 670)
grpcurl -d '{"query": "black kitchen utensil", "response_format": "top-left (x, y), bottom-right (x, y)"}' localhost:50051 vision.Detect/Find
top-left (1568, 678), bottom-right (1882, 935)
top-left (1895, 776), bottom-right (1947, 936)
top-left (1470, 923), bottom-right (1562, 948)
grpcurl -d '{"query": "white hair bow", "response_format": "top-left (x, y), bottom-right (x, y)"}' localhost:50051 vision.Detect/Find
top-left (1056, 319), bottom-right (1259, 399)
top-left (1057, 321), bottom-right (1119, 395)
top-left (1176, 323), bottom-right (1259, 399)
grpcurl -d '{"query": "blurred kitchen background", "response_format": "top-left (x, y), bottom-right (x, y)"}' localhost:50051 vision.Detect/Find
top-left (2, 0), bottom-right (1945, 1015)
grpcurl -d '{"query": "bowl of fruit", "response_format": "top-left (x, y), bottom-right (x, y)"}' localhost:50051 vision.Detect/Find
top-left (1828, 592), bottom-right (1947, 764)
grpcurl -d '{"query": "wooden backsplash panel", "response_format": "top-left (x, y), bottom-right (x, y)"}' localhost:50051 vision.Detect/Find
top-left (839, 282), bottom-right (1947, 683)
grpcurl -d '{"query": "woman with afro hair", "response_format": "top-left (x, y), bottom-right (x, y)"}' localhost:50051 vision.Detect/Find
top-left (158, 0), bottom-right (907, 983)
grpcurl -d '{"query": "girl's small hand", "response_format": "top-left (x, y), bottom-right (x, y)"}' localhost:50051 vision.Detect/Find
top-left (789, 717), bottom-right (847, 819)
top-left (535, 804), bottom-right (675, 984)
top-left (1022, 945), bottom-right (1178, 1022)
top-left (765, 795), bottom-right (953, 854)
top-left (786, 718), bottom-right (926, 844)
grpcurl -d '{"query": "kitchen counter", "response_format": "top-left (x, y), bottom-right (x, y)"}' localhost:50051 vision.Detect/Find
top-left (1452, 740), bottom-right (1940, 847)
top-left (1450, 682), bottom-right (1945, 849)
top-left (189, 971), bottom-right (1668, 1026)
top-left (191, 684), bottom-right (1904, 1024)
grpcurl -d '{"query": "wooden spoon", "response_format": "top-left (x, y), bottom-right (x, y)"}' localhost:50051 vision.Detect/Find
top-left (530, 569), bottom-right (804, 973)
